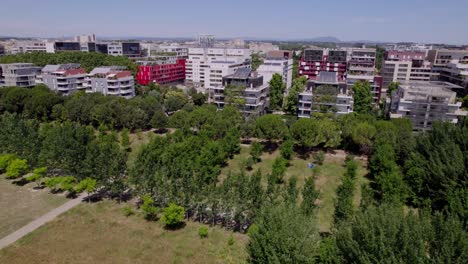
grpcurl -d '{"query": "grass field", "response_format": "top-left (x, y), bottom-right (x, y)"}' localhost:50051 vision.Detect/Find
top-left (221, 144), bottom-right (368, 232)
top-left (0, 177), bottom-right (67, 238)
top-left (0, 200), bottom-right (248, 264)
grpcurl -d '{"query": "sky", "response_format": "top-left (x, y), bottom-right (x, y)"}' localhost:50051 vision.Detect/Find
top-left (1, 0), bottom-right (468, 44)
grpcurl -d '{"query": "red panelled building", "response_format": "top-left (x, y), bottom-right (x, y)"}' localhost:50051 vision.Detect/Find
top-left (136, 58), bottom-right (186, 85)
top-left (298, 49), bottom-right (348, 81)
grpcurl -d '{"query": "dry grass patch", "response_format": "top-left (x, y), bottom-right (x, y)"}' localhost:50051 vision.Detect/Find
top-left (0, 200), bottom-right (248, 264)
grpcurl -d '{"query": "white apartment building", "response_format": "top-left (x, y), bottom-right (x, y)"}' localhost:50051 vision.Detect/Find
top-left (346, 48), bottom-right (382, 103)
top-left (36, 64), bottom-right (87, 95)
top-left (86, 66), bottom-right (135, 99)
top-left (390, 81), bottom-right (467, 130)
top-left (10, 41), bottom-right (47, 54)
top-left (107, 43), bottom-right (123, 56)
top-left (298, 72), bottom-right (353, 117)
top-left (382, 60), bottom-right (438, 88)
top-left (257, 50), bottom-right (293, 90)
top-left (0, 63), bottom-right (41, 88)
top-left (74, 34), bottom-right (96, 43)
top-left (186, 47), bottom-right (251, 93)
top-left (215, 68), bottom-right (269, 116)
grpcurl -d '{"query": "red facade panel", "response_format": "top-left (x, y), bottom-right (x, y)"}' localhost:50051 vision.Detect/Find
top-left (136, 59), bottom-right (186, 85)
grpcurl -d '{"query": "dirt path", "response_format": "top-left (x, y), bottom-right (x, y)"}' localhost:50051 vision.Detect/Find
top-left (0, 193), bottom-right (86, 250)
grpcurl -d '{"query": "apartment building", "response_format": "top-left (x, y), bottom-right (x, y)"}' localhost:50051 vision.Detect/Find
top-left (186, 47), bottom-right (251, 93)
top-left (381, 51), bottom-right (438, 90)
top-left (136, 57), bottom-right (186, 85)
top-left (86, 66), bottom-right (135, 99)
top-left (298, 71), bottom-right (353, 118)
top-left (257, 50), bottom-right (293, 90)
top-left (0, 63), bottom-right (41, 88)
top-left (10, 41), bottom-right (47, 53)
top-left (439, 60), bottom-right (468, 95)
top-left (215, 68), bottom-right (269, 116)
top-left (158, 45), bottom-right (189, 58)
top-left (53, 42), bottom-right (82, 52)
top-left (427, 49), bottom-right (468, 73)
top-left (299, 48), bottom-right (347, 81)
top-left (346, 48), bottom-right (382, 103)
top-left (36, 64), bottom-right (87, 95)
top-left (390, 81), bottom-right (467, 130)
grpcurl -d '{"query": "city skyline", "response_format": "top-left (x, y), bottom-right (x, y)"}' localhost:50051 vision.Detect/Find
top-left (1, 0), bottom-right (468, 44)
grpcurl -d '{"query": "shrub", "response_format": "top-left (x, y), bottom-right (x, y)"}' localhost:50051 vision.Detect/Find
top-left (198, 226), bottom-right (209, 238)
top-left (141, 195), bottom-right (158, 221)
top-left (0, 154), bottom-right (18, 173)
top-left (122, 206), bottom-right (135, 217)
top-left (244, 156), bottom-right (255, 170)
top-left (5, 159), bottom-right (28, 179)
top-left (44, 176), bottom-right (77, 192)
top-left (161, 203), bottom-right (185, 228)
top-left (25, 173), bottom-right (41, 183)
top-left (75, 177), bottom-right (97, 194)
top-left (314, 151), bottom-right (325, 165)
top-left (228, 233), bottom-right (235, 246)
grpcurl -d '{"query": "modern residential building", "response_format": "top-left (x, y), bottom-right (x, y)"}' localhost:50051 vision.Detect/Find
top-left (346, 48), bottom-right (382, 103)
top-left (299, 48), bottom-right (347, 81)
top-left (98, 42), bottom-right (141, 57)
top-left (214, 68), bottom-right (269, 116)
top-left (427, 49), bottom-right (468, 73)
top-left (186, 46), bottom-right (251, 93)
top-left (0, 63), bottom-right (41, 88)
top-left (381, 51), bottom-right (438, 90)
top-left (36, 64), bottom-right (87, 95)
top-left (157, 44), bottom-right (189, 59)
top-left (298, 71), bottom-right (353, 118)
top-left (439, 60), bottom-right (468, 95)
top-left (136, 57), bottom-right (186, 85)
top-left (86, 66), bottom-right (135, 99)
top-left (257, 50), bottom-right (293, 90)
top-left (390, 81), bottom-right (467, 130)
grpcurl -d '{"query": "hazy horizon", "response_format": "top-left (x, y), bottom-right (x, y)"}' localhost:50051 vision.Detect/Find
top-left (2, 0), bottom-right (468, 44)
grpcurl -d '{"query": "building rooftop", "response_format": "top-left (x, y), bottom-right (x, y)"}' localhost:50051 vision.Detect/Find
top-left (228, 68), bottom-right (252, 79)
top-left (316, 71), bottom-right (338, 84)
top-left (399, 81), bottom-right (462, 101)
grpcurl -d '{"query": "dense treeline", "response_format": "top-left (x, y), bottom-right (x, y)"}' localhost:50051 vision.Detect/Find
top-left (0, 81), bottom-right (466, 262)
top-left (0, 52), bottom-right (137, 73)
top-left (0, 85), bottom-right (202, 130)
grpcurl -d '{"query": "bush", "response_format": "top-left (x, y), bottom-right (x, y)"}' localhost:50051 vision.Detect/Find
top-left (228, 233), bottom-right (235, 246)
top-left (0, 154), bottom-right (18, 173)
top-left (5, 159), bottom-right (28, 179)
top-left (161, 203), bottom-right (185, 228)
top-left (141, 195), bottom-right (158, 221)
top-left (198, 226), bottom-right (209, 238)
top-left (122, 206), bottom-right (135, 217)
top-left (44, 176), bottom-right (77, 192)
top-left (75, 177), bottom-right (97, 194)
top-left (314, 151), bottom-right (325, 165)
top-left (244, 156), bottom-right (255, 170)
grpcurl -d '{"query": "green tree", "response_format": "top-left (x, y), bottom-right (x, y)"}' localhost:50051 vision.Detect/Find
top-left (290, 118), bottom-right (341, 149)
top-left (120, 128), bottom-right (130, 151)
top-left (0, 154), bottom-right (18, 173)
top-left (352, 81), bottom-right (373, 114)
top-left (269, 73), bottom-right (285, 110)
top-left (191, 92), bottom-right (207, 106)
top-left (284, 76), bottom-right (307, 115)
top-left (75, 177), bottom-right (97, 197)
top-left (251, 53), bottom-right (263, 71)
top-left (5, 159), bottom-right (29, 179)
top-left (301, 176), bottom-right (319, 215)
top-left (280, 138), bottom-right (294, 160)
top-left (141, 195), bottom-right (158, 221)
top-left (161, 203), bottom-right (185, 228)
top-left (254, 114), bottom-right (288, 140)
top-left (250, 142), bottom-right (264, 162)
top-left (150, 111), bottom-right (168, 130)
top-left (247, 204), bottom-right (320, 264)
top-left (164, 90), bottom-right (188, 113)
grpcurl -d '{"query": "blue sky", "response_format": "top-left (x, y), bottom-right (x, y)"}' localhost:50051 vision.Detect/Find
top-left (1, 0), bottom-right (467, 44)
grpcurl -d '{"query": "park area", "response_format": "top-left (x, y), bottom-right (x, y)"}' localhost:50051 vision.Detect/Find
top-left (0, 137), bottom-right (368, 262)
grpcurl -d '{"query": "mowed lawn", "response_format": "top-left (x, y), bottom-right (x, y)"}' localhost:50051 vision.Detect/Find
top-left (221, 144), bottom-right (368, 232)
top-left (0, 200), bottom-right (248, 264)
top-left (0, 177), bottom-right (67, 239)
